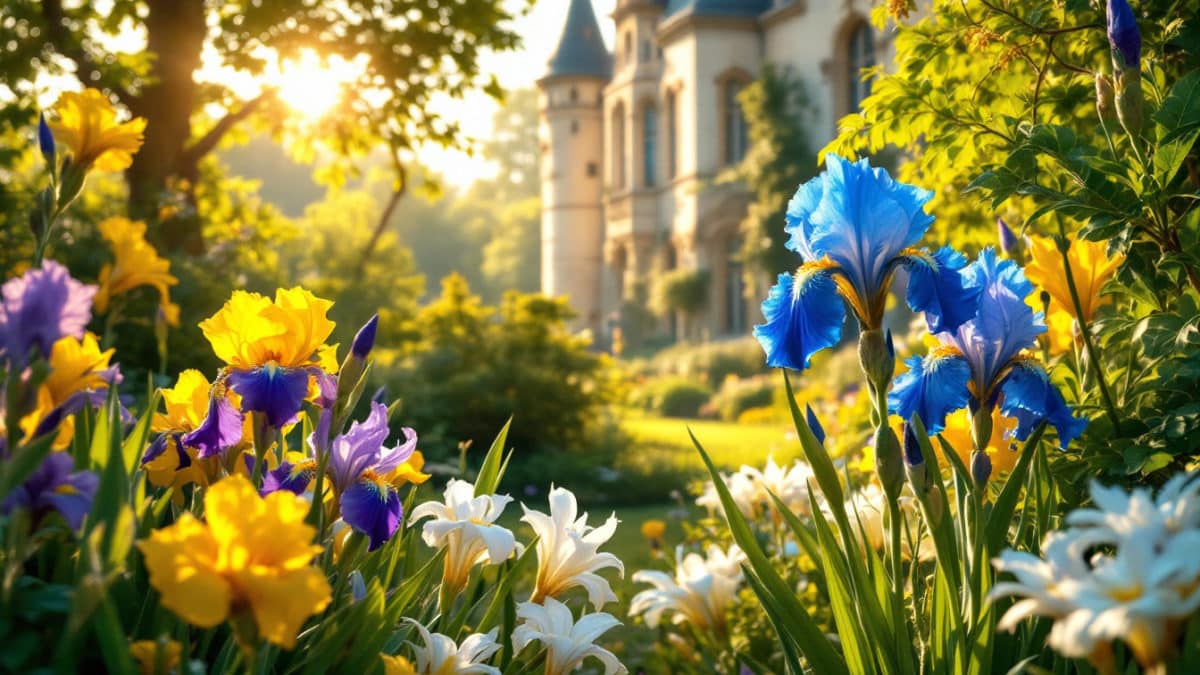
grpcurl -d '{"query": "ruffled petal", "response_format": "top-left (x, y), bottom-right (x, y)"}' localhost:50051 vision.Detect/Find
top-left (260, 460), bottom-right (314, 497)
top-left (998, 361), bottom-right (1088, 449)
top-left (888, 353), bottom-right (972, 433)
top-left (182, 396), bottom-right (245, 459)
top-left (340, 479), bottom-right (402, 551)
top-left (753, 270), bottom-right (845, 371)
top-left (227, 366), bottom-right (310, 428)
top-left (904, 246), bottom-right (981, 333)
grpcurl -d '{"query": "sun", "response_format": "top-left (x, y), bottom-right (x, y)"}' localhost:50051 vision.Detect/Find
top-left (270, 49), bottom-right (365, 121)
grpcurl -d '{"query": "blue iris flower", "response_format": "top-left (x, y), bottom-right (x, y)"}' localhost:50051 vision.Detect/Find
top-left (754, 154), bottom-right (979, 371)
top-left (1107, 0), bottom-right (1140, 69)
top-left (889, 248), bottom-right (1087, 448)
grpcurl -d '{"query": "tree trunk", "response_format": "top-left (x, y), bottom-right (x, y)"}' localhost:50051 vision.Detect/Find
top-left (125, 0), bottom-right (207, 254)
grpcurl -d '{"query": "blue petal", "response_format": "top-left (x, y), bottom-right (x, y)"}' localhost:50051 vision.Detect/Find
top-left (905, 246), bottom-right (981, 334)
top-left (1107, 0), bottom-right (1141, 67)
top-left (998, 362), bottom-right (1088, 449)
top-left (888, 353), bottom-right (971, 433)
top-left (182, 396), bottom-right (245, 459)
top-left (753, 270), bottom-right (845, 371)
top-left (227, 366), bottom-right (310, 429)
top-left (952, 248), bottom-right (1045, 386)
top-left (805, 404), bottom-right (826, 445)
top-left (340, 480), bottom-right (402, 551)
top-left (43, 470), bottom-right (98, 531)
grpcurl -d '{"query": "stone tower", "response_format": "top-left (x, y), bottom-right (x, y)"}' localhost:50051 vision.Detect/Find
top-left (537, 0), bottom-right (611, 335)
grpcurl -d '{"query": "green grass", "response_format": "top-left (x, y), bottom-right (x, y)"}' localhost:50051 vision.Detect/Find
top-left (615, 408), bottom-right (803, 477)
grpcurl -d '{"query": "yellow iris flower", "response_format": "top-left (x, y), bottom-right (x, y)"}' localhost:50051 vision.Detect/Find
top-left (938, 408), bottom-right (1020, 478)
top-left (386, 450), bottom-right (431, 488)
top-left (137, 475), bottom-right (332, 649)
top-left (19, 333), bottom-right (115, 448)
top-left (1024, 235), bottom-right (1124, 354)
top-left (48, 88), bottom-right (146, 172)
top-left (94, 217), bottom-right (179, 326)
top-left (199, 288), bottom-right (336, 371)
top-left (129, 639), bottom-right (182, 675)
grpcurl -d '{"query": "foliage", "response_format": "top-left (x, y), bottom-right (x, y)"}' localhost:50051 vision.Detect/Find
top-left (630, 378), bottom-right (714, 419)
top-left (381, 274), bottom-right (621, 462)
top-left (0, 0), bottom-right (532, 252)
top-left (630, 336), bottom-right (768, 388)
top-left (704, 376), bottom-right (776, 422)
top-left (731, 64), bottom-right (818, 288)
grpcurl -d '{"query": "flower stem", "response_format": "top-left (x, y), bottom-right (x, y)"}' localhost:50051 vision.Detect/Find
top-left (1054, 232), bottom-right (1121, 432)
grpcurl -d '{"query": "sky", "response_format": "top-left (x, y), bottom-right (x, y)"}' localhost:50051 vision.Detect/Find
top-left (421, 0), bottom-right (617, 186)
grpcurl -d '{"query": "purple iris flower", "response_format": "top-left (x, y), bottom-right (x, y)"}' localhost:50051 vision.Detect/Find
top-left (1107, 0), bottom-right (1141, 69)
top-left (181, 396), bottom-right (244, 459)
top-left (0, 260), bottom-right (95, 365)
top-left (321, 401), bottom-right (417, 551)
top-left (227, 364), bottom-right (312, 429)
top-left (1, 452), bottom-right (98, 530)
top-left (38, 113), bottom-right (56, 165)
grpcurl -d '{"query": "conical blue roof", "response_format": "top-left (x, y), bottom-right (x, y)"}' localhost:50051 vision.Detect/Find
top-left (664, 0), bottom-right (772, 18)
top-left (545, 0), bottom-right (612, 80)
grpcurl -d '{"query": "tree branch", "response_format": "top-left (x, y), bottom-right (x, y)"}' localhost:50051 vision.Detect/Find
top-left (40, 0), bottom-right (132, 103)
top-left (356, 161), bottom-right (408, 281)
top-left (179, 93), bottom-right (270, 170)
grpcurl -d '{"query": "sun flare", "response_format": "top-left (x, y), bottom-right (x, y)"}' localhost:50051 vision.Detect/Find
top-left (270, 49), bottom-right (365, 121)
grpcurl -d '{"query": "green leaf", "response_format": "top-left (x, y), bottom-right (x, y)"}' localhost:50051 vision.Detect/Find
top-left (690, 429), bottom-right (848, 675)
top-left (0, 433), bottom-right (55, 501)
top-left (1155, 70), bottom-right (1200, 145)
top-left (120, 392), bottom-right (160, 475)
top-left (474, 417), bottom-right (512, 496)
top-left (985, 423), bottom-right (1047, 556)
top-left (476, 535), bottom-right (540, 633)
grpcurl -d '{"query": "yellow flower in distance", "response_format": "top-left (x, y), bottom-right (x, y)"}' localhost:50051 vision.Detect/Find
top-left (1024, 235), bottom-right (1123, 353)
top-left (380, 654), bottom-right (417, 675)
top-left (94, 217), bottom-right (179, 325)
top-left (19, 332), bottom-right (116, 447)
top-left (939, 408), bottom-right (1020, 478)
top-left (640, 519), bottom-right (666, 541)
top-left (48, 88), bottom-right (146, 172)
top-left (137, 475), bottom-right (332, 649)
top-left (130, 639), bottom-right (182, 675)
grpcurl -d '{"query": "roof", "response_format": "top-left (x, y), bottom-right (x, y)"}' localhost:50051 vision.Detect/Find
top-left (545, 0), bottom-right (612, 80)
top-left (663, 0), bottom-right (773, 19)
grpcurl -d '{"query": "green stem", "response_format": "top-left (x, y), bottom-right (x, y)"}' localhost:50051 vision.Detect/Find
top-left (887, 498), bottom-right (904, 600)
top-left (1054, 231), bottom-right (1121, 432)
top-left (250, 413), bottom-right (272, 485)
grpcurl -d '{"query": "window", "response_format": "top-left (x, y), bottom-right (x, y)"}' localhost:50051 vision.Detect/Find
top-left (723, 80), bottom-right (748, 165)
top-left (642, 105), bottom-right (657, 188)
top-left (725, 237), bottom-right (746, 334)
top-left (613, 246), bottom-right (628, 301)
top-left (666, 91), bottom-right (678, 180)
top-left (640, 39), bottom-right (651, 63)
top-left (612, 104), bottom-right (626, 189)
top-left (847, 23), bottom-right (876, 113)
top-left (587, 162), bottom-right (598, 177)
top-left (569, 87), bottom-right (579, 103)
top-left (624, 32), bottom-right (633, 66)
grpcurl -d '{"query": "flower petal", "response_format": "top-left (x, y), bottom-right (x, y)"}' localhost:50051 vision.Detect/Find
top-left (998, 361), bottom-right (1088, 449)
top-left (904, 246), bottom-right (980, 333)
top-left (888, 353), bottom-right (971, 433)
top-left (340, 479), bottom-right (403, 551)
top-left (754, 270), bottom-right (845, 371)
top-left (228, 365), bottom-right (310, 428)
top-left (182, 396), bottom-right (244, 459)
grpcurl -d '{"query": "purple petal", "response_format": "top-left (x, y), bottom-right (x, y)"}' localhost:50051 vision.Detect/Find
top-left (340, 479), bottom-right (402, 551)
top-left (327, 401), bottom-right (390, 491)
top-left (260, 460), bottom-right (314, 497)
top-left (43, 469), bottom-right (98, 530)
top-left (0, 260), bottom-right (95, 365)
top-left (351, 314), bottom-right (379, 359)
top-left (182, 397), bottom-right (244, 459)
top-left (227, 366), bottom-right (311, 429)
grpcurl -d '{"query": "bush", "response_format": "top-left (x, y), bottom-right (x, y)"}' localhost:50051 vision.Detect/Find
top-left (707, 376), bottom-right (776, 422)
top-left (632, 337), bottom-right (768, 387)
top-left (631, 377), bottom-right (714, 418)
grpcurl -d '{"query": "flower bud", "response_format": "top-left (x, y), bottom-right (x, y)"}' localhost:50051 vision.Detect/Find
top-left (1115, 72), bottom-right (1144, 136)
top-left (997, 217), bottom-right (1018, 256)
top-left (1106, 0), bottom-right (1141, 72)
top-left (1095, 73), bottom-right (1118, 129)
top-left (858, 329), bottom-right (896, 392)
top-left (970, 405), bottom-right (993, 454)
top-left (805, 404), bottom-right (826, 445)
top-left (351, 314), bottom-right (379, 360)
top-left (349, 570), bottom-right (367, 603)
top-left (874, 424), bottom-right (905, 503)
top-left (971, 450), bottom-right (992, 491)
top-left (903, 423), bottom-right (926, 494)
top-left (38, 113), bottom-right (56, 167)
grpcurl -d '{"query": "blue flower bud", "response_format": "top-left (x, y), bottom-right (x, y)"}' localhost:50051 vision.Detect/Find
top-left (349, 570), bottom-right (367, 602)
top-left (1106, 0), bottom-right (1140, 70)
top-left (805, 404), bottom-right (826, 445)
top-left (902, 424), bottom-right (923, 468)
top-left (971, 450), bottom-right (992, 490)
top-left (38, 112), bottom-right (55, 165)
top-left (351, 314), bottom-right (379, 359)
top-left (997, 217), bottom-right (1018, 255)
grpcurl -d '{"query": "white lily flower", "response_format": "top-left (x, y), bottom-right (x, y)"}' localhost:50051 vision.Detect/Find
top-left (403, 619), bottom-right (501, 675)
top-left (512, 597), bottom-right (626, 675)
top-left (836, 483), bottom-right (933, 561)
top-left (992, 477), bottom-right (1200, 668)
top-left (629, 543), bottom-right (745, 636)
top-left (521, 486), bottom-right (624, 609)
top-left (753, 455), bottom-right (816, 518)
top-left (695, 471), bottom-right (760, 519)
top-left (410, 479), bottom-right (517, 591)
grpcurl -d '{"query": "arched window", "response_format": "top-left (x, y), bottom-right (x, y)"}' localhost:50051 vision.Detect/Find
top-left (624, 32), bottom-right (633, 66)
top-left (613, 246), bottom-right (628, 301)
top-left (612, 103), bottom-right (626, 189)
top-left (722, 80), bottom-right (748, 165)
top-left (847, 22), bottom-right (876, 113)
top-left (642, 104), bottom-right (657, 188)
top-left (666, 90), bottom-right (678, 180)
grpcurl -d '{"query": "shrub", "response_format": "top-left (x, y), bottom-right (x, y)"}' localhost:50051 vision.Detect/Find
top-left (708, 376), bottom-right (776, 422)
top-left (631, 377), bottom-right (713, 418)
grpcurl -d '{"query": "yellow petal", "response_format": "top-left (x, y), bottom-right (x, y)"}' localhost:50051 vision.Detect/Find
top-left (381, 654), bottom-right (417, 675)
top-left (137, 514), bottom-right (230, 628)
top-left (130, 639), bottom-right (182, 675)
top-left (232, 565), bottom-right (332, 649)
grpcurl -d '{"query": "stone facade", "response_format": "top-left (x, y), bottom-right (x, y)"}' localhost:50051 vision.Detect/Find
top-left (538, 0), bottom-right (893, 343)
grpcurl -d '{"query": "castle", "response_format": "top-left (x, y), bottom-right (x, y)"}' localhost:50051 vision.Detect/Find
top-left (537, 0), bottom-right (891, 343)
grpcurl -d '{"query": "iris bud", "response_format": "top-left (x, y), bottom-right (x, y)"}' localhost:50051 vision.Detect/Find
top-left (997, 217), bottom-right (1019, 256)
top-left (903, 424), bottom-right (927, 494)
top-left (971, 450), bottom-right (992, 491)
top-left (1115, 72), bottom-right (1144, 136)
top-left (38, 113), bottom-right (55, 166)
top-left (874, 425), bottom-right (905, 503)
top-left (805, 404), bottom-right (826, 445)
top-left (351, 314), bottom-right (379, 360)
top-left (1106, 0), bottom-right (1141, 72)
top-left (858, 329), bottom-right (895, 392)
top-left (1095, 73), bottom-right (1117, 129)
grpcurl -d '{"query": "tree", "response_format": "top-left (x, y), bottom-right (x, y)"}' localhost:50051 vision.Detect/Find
top-left (0, 0), bottom-right (531, 253)
top-left (731, 65), bottom-right (817, 287)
